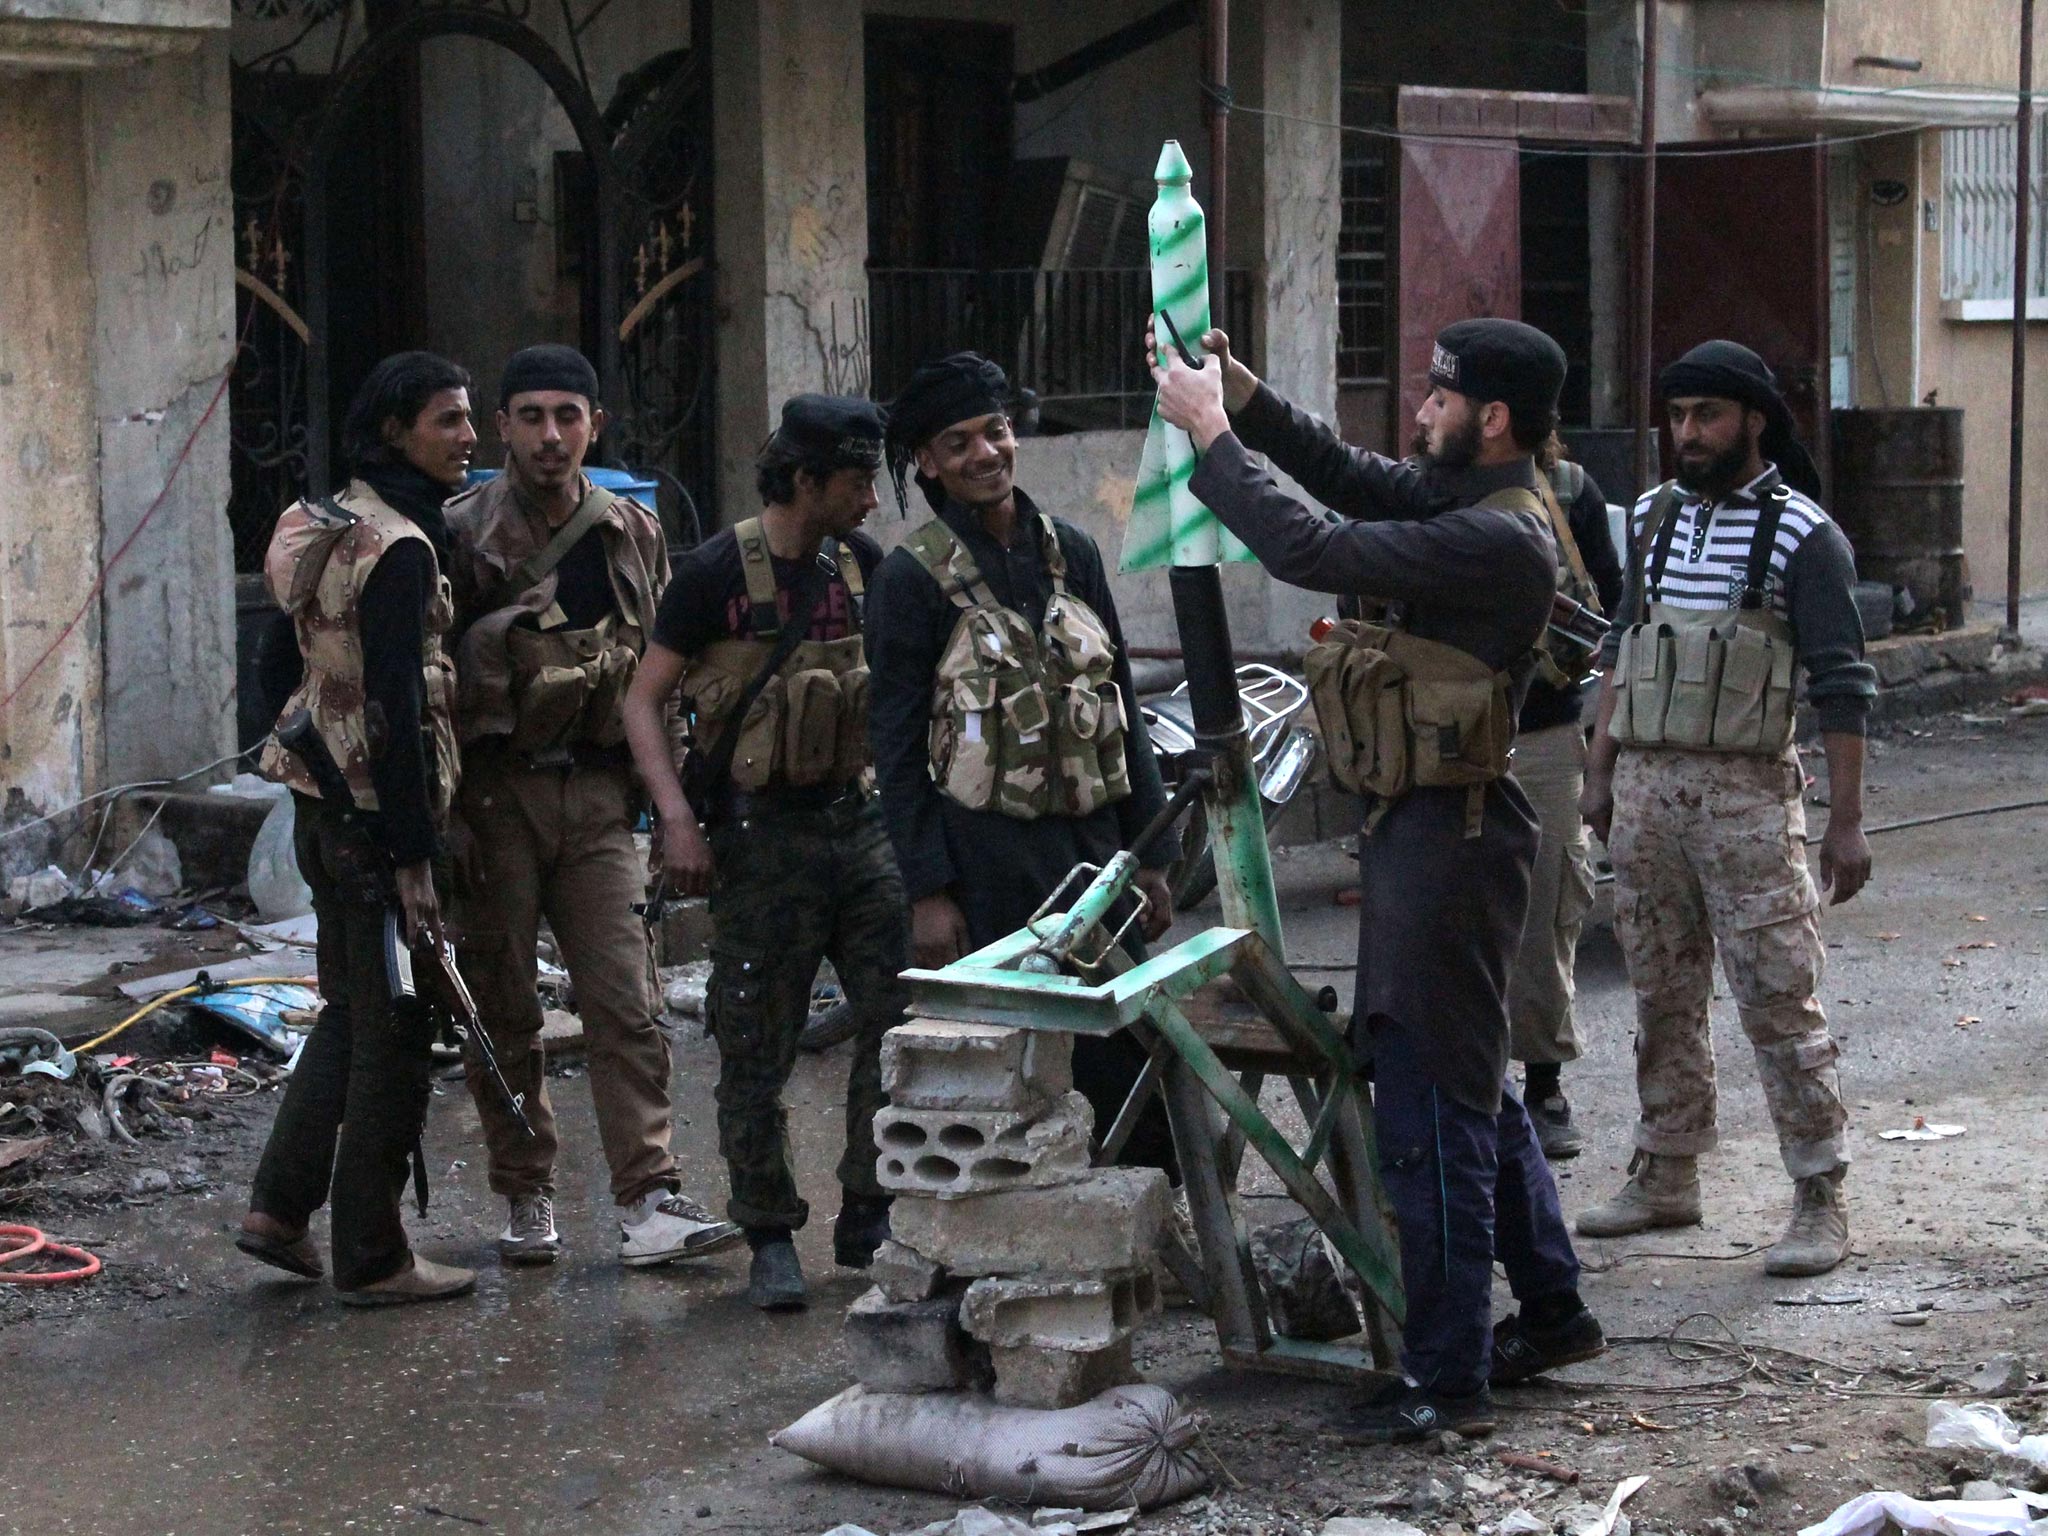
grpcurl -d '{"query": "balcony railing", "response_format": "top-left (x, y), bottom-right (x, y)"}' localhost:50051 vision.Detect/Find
top-left (870, 266), bottom-right (1255, 433)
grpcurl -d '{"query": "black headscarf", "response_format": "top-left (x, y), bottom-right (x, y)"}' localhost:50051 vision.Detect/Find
top-left (1658, 340), bottom-right (1823, 499)
top-left (357, 458), bottom-right (454, 561)
top-left (884, 352), bottom-right (1012, 513)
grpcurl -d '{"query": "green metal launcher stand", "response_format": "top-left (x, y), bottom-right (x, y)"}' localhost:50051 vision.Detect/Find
top-left (902, 566), bottom-right (1404, 1382)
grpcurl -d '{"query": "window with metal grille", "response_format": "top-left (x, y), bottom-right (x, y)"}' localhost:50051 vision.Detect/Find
top-left (1940, 120), bottom-right (2048, 301)
top-left (1338, 85), bottom-right (1393, 387)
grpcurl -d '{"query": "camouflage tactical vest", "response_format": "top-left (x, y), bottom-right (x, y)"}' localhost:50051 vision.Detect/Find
top-left (257, 481), bottom-right (460, 821)
top-left (676, 518), bottom-right (870, 791)
top-left (908, 512), bottom-right (1131, 821)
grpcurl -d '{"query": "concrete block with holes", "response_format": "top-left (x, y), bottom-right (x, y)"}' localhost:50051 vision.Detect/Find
top-left (959, 1268), bottom-right (1160, 1353)
top-left (989, 1336), bottom-right (1138, 1409)
top-left (880, 1018), bottom-right (1073, 1113)
top-left (889, 1166), bottom-right (1172, 1278)
top-left (842, 1287), bottom-right (989, 1394)
top-left (874, 1089), bottom-right (1093, 1198)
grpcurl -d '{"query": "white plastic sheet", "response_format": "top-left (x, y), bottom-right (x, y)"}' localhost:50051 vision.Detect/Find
top-left (1796, 1490), bottom-right (2048, 1536)
top-left (1926, 1402), bottom-right (2048, 1471)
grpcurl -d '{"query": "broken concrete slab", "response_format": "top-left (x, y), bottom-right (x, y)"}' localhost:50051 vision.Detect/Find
top-left (890, 1167), bottom-right (1171, 1278)
top-left (989, 1336), bottom-right (1136, 1410)
top-left (876, 1089), bottom-right (1093, 1198)
top-left (960, 1270), bottom-right (1159, 1352)
top-left (870, 1239), bottom-right (950, 1304)
top-left (843, 1286), bottom-right (988, 1394)
top-left (882, 1019), bottom-right (1073, 1113)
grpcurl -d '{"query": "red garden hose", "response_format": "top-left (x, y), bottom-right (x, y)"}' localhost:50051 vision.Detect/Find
top-left (0, 1223), bottom-right (101, 1284)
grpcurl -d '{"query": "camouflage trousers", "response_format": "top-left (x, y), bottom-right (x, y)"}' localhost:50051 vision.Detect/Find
top-left (705, 792), bottom-right (908, 1231)
top-left (1608, 747), bottom-right (1848, 1178)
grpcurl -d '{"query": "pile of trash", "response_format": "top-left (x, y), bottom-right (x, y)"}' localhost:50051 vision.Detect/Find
top-left (776, 1019), bottom-right (1206, 1512)
top-left (820, 1508), bottom-right (1137, 1536)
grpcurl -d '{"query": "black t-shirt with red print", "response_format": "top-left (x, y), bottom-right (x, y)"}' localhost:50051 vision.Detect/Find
top-left (651, 525), bottom-right (882, 654)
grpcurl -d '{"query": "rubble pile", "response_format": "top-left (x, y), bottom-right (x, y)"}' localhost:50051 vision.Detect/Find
top-left (851, 1019), bottom-right (1170, 1408)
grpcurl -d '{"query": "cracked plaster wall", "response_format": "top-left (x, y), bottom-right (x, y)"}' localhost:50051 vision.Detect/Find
top-left (0, 72), bottom-right (103, 818)
top-left (86, 33), bottom-right (237, 787)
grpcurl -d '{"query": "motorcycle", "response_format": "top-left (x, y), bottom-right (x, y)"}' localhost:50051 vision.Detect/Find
top-left (1140, 662), bottom-right (1320, 910)
top-left (796, 661), bottom-right (1320, 1053)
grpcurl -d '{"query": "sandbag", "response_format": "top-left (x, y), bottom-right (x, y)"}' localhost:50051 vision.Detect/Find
top-left (1251, 1217), bottom-right (1361, 1343)
top-left (771, 1384), bottom-right (1208, 1512)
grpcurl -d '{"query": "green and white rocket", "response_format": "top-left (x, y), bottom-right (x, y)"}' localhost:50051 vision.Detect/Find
top-left (1121, 139), bottom-right (1251, 573)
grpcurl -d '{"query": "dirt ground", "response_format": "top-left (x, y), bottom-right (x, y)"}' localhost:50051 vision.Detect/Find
top-left (2, 710), bottom-right (2046, 1536)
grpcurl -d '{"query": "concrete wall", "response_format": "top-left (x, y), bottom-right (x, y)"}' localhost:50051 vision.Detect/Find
top-left (1826, 0), bottom-right (2048, 92)
top-left (0, 74), bottom-right (103, 820)
top-left (85, 34), bottom-right (237, 786)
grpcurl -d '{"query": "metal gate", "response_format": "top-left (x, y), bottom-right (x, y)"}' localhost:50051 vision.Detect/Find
top-left (225, 0), bottom-right (717, 569)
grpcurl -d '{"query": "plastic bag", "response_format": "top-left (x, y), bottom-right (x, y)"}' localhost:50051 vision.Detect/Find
top-left (772, 1384), bottom-right (1208, 1511)
top-left (1797, 1489), bottom-right (2048, 1536)
top-left (248, 792), bottom-right (313, 921)
top-left (1927, 1402), bottom-right (2048, 1471)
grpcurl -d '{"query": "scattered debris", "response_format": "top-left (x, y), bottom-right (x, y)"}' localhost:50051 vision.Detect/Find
top-left (1319, 1519), bottom-right (1427, 1536)
top-left (0, 1221), bottom-right (102, 1283)
top-left (1925, 1401), bottom-right (2048, 1471)
top-left (1497, 1451), bottom-right (1579, 1485)
top-left (1880, 1117), bottom-right (1967, 1141)
top-left (1798, 1488), bottom-right (2048, 1536)
top-left (1250, 1216), bottom-right (1361, 1342)
top-left (1966, 1355), bottom-right (2031, 1397)
top-left (1775, 1290), bottom-right (1866, 1306)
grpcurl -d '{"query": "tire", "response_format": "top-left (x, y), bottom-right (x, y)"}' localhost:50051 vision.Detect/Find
top-left (798, 999), bottom-right (861, 1054)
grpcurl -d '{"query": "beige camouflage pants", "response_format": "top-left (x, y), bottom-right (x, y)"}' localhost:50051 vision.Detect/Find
top-left (1608, 747), bottom-right (1848, 1178)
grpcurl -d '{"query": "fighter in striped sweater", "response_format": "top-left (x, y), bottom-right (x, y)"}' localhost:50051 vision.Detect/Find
top-left (1577, 340), bottom-right (1877, 1278)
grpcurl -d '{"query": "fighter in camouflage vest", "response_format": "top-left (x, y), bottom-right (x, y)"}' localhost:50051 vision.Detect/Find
top-left (443, 344), bottom-right (740, 1273)
top-left (625, 393), bottom-right (907, 1313)
top-left (239, 351), bottom-right (481, 1307)
top-left (866, 352), bottom-right (1182, 1184)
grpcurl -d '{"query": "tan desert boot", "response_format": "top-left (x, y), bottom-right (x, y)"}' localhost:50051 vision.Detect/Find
top-left (338, 1254), bottom-right (478, 1307)
top-left (1763, 1169), bottom-right (1850, 1277)
top-left (1575, 1152), bottom-right (1703, 1238)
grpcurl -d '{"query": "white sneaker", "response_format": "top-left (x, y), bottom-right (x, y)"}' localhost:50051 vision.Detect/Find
top-left (498, 1193), bottom-right (561, 1266)
top-left (618, 1189), bottom-right (744, 1267)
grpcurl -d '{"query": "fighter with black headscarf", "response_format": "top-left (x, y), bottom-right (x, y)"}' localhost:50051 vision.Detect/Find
top-left (864, 352), bottom-right (1181, 1177)
top-left (1575, 338), bottom-right (1876, 1280)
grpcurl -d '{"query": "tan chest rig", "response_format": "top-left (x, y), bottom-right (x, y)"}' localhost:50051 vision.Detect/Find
top-left (907, 512), bottom-right (1130, 821)
top-left (499, 488), bottom-right (655, 759)
top-left (1304, 487), bottom-right (1540, 837)
top-left (257, 484), bottom-right (460, 820)
top-left (677, 518), bottom-right (870, 792)
top-left (1609, 482), bottom-right (1798, 755)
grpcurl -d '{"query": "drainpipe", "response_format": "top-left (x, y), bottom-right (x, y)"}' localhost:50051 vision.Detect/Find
top-left (1634, 0), bottom-right (1660, 497)
top-left (2007, 0), bottom-right (2035, 640)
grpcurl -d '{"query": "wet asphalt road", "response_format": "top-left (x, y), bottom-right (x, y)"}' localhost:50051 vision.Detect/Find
top-left (2, 714), bottom-right (2044, 1535)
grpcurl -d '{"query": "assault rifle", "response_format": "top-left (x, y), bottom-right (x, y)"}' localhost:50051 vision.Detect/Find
top-left (274, 708), bottom-right (531, 1137)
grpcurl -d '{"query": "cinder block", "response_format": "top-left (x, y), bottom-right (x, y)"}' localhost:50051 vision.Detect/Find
top-left (876, 1090), bottom-right (1093, 1198)
top-left (989, 1336), bottom-right (1137, 1409)
top-left (882, 1019), bottom-right (1073, 1113)
top-left (868, 1239), bottom-right (948, 1304)
top-left (842, 1287), bottom-right (987, 1394)
top-left (960, 1269), bottom-right (1160, 1352)
top-left (889, 1167), bottom-right (1171, 1278)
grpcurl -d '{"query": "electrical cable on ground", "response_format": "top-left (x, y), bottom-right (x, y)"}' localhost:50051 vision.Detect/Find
top-left (0, 1223), bottom-right (101, 1285)
top-left (72, 976), bottom-right (316, 1056)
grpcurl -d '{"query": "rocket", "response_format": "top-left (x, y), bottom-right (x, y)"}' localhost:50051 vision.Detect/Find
top-left (1121, 140), bottom-right (1252, 573)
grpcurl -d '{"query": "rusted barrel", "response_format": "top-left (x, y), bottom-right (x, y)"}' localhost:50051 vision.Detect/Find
top-left (1830, 408), bottom-right (1966, 630)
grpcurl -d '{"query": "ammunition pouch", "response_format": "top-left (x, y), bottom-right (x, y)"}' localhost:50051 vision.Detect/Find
top-left (504, 616), bottom-right (640, 756)
top-left (1305, 620), bottom-right (1516, 835)
top-left (682, 634), bottom-right (869, 793)
top-left (911, 514), bottom-right (1130, 822)
top-left (1610, 604), bottom-right (1797, 754)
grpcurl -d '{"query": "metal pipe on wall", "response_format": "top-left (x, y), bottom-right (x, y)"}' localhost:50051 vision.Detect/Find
top-left (1634, 0), bottom-right (1660, 494)
top-left (1204, 0), bottom-right (1229, 281)
top-left (2008, 0), bottom-right (2035, 638)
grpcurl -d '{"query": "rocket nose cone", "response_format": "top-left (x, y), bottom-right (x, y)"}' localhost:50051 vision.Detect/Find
top-left (1154, 139), bottom-right (1193, 185)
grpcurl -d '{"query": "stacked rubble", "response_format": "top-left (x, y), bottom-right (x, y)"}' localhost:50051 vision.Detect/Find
top-left (846, 1019), bottom-right (1171, 1408)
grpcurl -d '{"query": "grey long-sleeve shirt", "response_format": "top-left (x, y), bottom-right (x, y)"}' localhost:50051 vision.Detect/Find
top-left (1595, 465), bottom-right (1877, 735)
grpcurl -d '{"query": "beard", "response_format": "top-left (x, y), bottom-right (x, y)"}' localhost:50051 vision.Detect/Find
top-left (1673, 437), bottom-right (1753, 497)
top-left (1411, 412), bottom-right (1483, 473)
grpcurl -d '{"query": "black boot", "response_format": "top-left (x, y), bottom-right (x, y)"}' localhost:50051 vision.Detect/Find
top-left (1334, 1378), bottom-right (1497, 1445)
top-left (744, 1229), bottom-right (806, 1312)
top-left (1492, 1299), bottom-right (1606, 1385)
top-left (832, 1194), bottom-right (893, 1269)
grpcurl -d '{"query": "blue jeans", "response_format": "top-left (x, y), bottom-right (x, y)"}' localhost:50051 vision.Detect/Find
top-left (1372, 1034), bottom-right (1582, 1395)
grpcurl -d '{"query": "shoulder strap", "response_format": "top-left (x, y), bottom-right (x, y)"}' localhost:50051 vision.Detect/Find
top-left (510, 483), bottom-right (616, 591)
top-left (1532, 476), bottom-right (1597, 608)
top-left (733, 517), bottom-right (783, 638)
top-left (1642, 482), bottom-right (1688, 603)
top-left (829, 538), bottom-right (866, 628)
top-left (1036, 512), bottom-right (1069, 597)
top-left (1740, 484), bottom-right (1791, 611)
top-left (906, 518), bottom-right (996, 613)
top-left (692, 565), bottom-right (829, 808)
